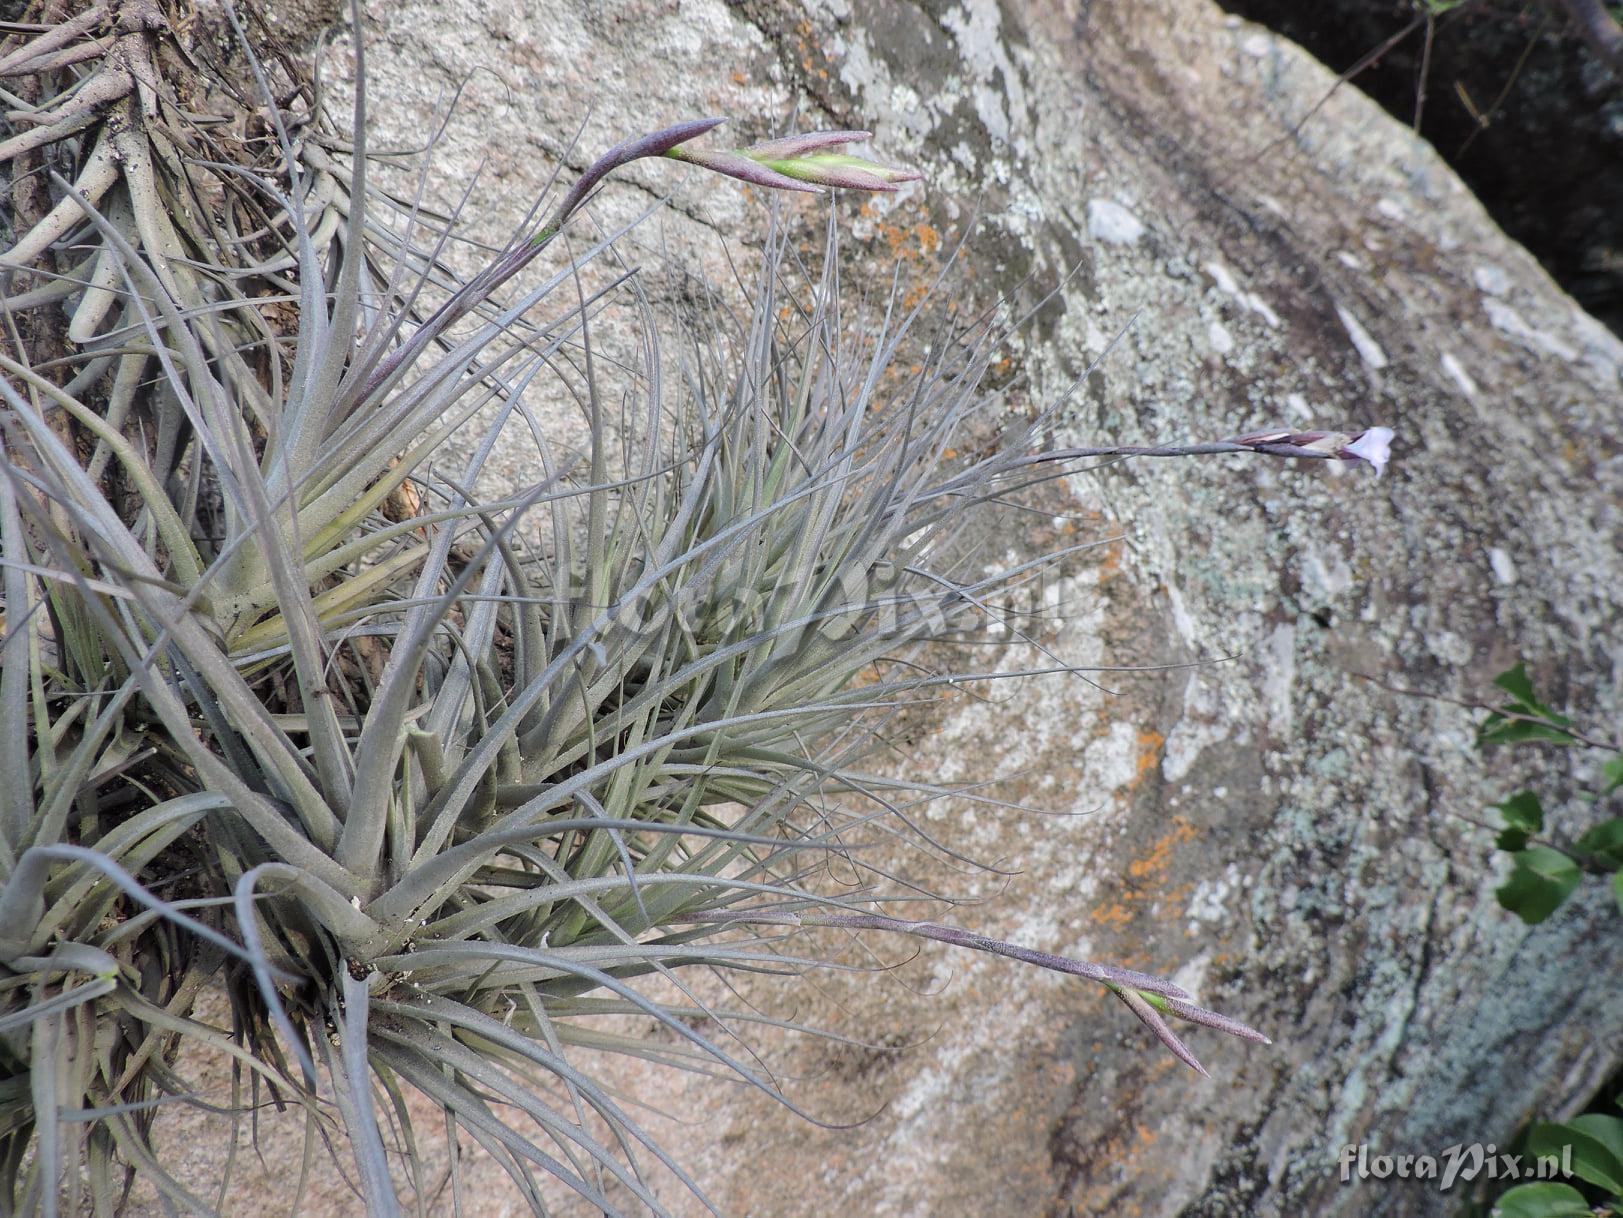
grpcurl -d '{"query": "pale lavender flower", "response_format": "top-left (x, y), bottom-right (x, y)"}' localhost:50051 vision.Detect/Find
top-left (1227, 427), bottom-right (1396, 476)
top-left (1342, 426), bottom-right (1394, 476)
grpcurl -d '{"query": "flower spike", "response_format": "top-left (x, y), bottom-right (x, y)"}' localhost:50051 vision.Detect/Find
top-left (666, 128), bottom-right (921, 194)
top-left (1227, 426), bottom-right (1396, 476)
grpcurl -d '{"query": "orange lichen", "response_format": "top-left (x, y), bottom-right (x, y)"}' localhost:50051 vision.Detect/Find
top-left (1087, 902), bottom-right (1135, 930)
top-left (1095, 537), bottom-right (1125, 583)
top-left (1127, 730), bottom-right (1165, 792)
top-left (1126, 816), bottom-right (1196, 883)
top-left (1089, 816), bottom-right (1198, 940)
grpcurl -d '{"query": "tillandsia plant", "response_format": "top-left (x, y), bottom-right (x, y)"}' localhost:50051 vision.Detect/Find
top-left (0, 4), bottom-right (1396, 1214)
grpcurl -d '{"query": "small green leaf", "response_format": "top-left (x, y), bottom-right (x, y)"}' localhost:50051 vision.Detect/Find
top-left (1492, 664), bottom-right (1572, 724)
top-left (1478, 716), bottom-right (1579, 749)
top-left (1495, 791), bottom-right (1545, 833)
top-left (1493, 662), bottom-right (1541, 706)
top-left (1528, 1115), bottom-right (1623, 1195)
top-left (1603, 754), bottom-right (1623, 796)
top-left (1615, 868), bottom-right (1623, 916)
top-left (1496, 847), bottom-right (1581, 924)
top-left (1490, 1181), bottom-right (1595, 1218)
top-left (1497, 828), bottom-right (1531, 852)
top-left (1576, 819), bottom-right (1623, 869)
top-left (1478, 664), bottom-right (1576, 749)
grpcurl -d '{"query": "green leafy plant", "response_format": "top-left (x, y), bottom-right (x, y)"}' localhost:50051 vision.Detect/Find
top-left (0, 4), bottom-right (1405, 1213)
top-left (1472, 663), bottom-right (1623, 1216)
top-left (1473, 663), bottom-right (1623, 923)
top-left (1365, 663), bottom-right (1619, 1218)
top-left (1488, 1105), bottom-right (1623, 1216)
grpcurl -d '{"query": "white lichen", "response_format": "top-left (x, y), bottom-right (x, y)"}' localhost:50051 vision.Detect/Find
top-left (1086, 198), bottom-right (1145, 246)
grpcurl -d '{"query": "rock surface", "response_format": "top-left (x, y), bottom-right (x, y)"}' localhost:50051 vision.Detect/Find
top-left (150, 0), bottom-right (1623, 1214)
top-left (1215, 0), bottom-right (1623, 336)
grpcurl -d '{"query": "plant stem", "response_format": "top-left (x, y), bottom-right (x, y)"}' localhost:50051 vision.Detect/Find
top-left (679, 908), bottom-right (1193, 997)
top-left (350, 118), bottom-right (724, 406)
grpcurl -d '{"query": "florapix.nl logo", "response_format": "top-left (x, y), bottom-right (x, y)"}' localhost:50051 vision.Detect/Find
top-left (1338, 1142), bottom-right (1575, 1193)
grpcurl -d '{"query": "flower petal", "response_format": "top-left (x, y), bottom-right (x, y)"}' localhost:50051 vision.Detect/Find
top-left (759, 159), bottom-right (894, 191)
top-left (665, 147), bottom-right (824, 194)
top-left (667, 132), bottom-right (921, 196)
top-left (1341, 426), bottom-right (1394, 476)
top-left (741, 130), bottom-right (871, 158)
